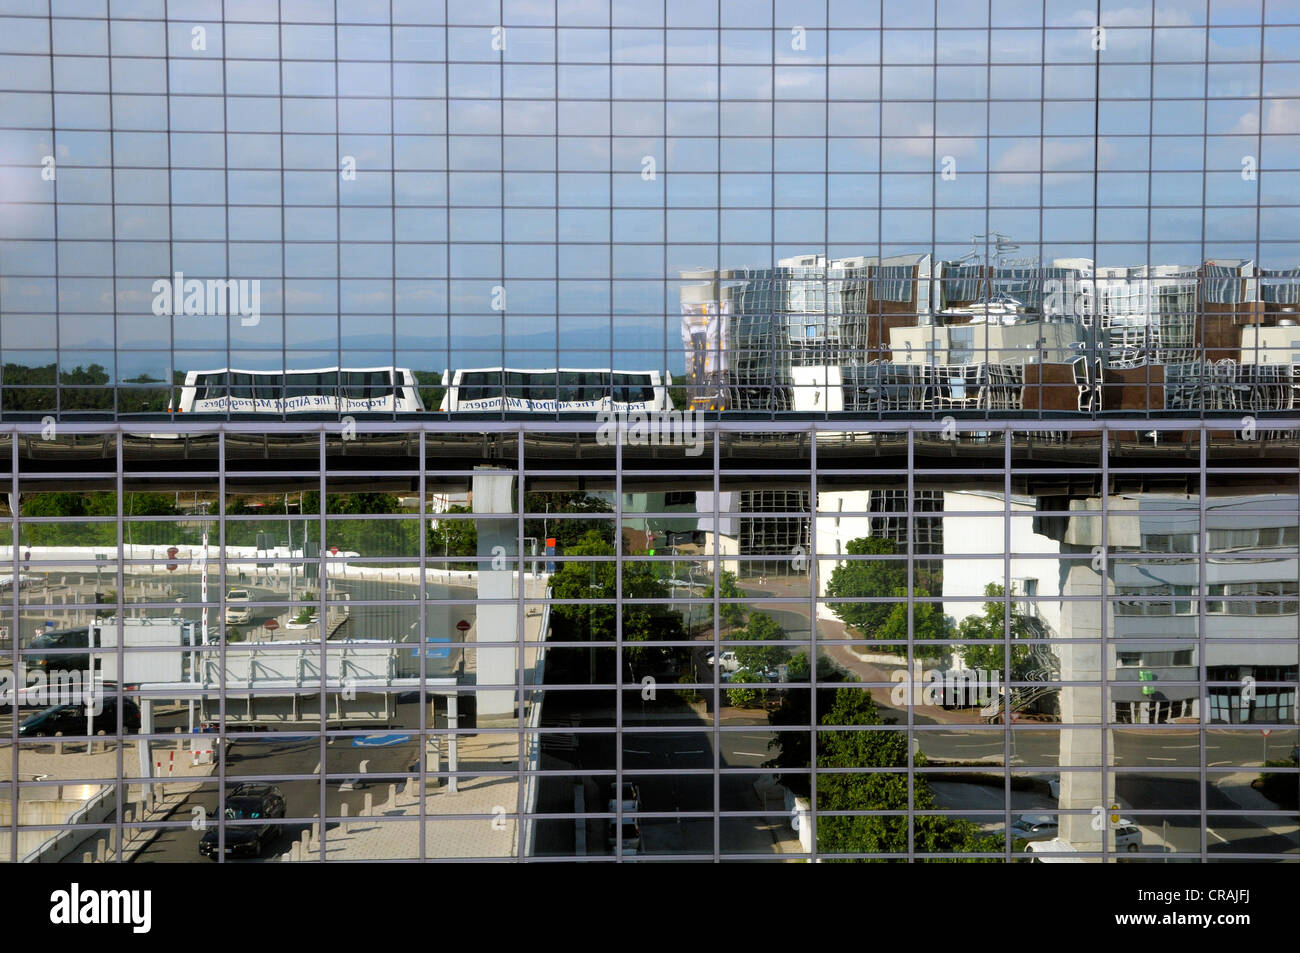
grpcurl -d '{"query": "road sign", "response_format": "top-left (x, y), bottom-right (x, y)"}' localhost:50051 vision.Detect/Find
top-left (1261, 728), bottom-right (1272, 736)
top-left (166, 546), bottom-right (178, 572)
top-left (330, 546), bottom-right (338, 555)
top-left (455, 619), bottom-right (471, 632)
top-left (264, 618), bottom-right (279, 631)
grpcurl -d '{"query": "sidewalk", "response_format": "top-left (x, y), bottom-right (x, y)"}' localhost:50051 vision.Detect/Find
top-left (310, 732), bottom-right (521, 860)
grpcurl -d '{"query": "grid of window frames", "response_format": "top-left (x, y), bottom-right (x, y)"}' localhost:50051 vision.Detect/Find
top-left (0, 423), bottom-right (1295, 862)
top-left (0, 0), bottom-right (1297, 864)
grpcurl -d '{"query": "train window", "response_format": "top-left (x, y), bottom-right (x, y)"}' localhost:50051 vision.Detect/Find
top-left (286, 372), bottom-right (337, 397)
top-left (556, 371), bottom-right (590, 402)
top-left (228, 372), bottom-right (257, 400)
top-left (611, 373), bottom-right (654, 403)
top-left (528, 372), bottom-right (557, 401)
top-left (199, 373), bottom-right (227, 399)
top-left (459, 371), bottom-right (495, 403)
top-left (341, 370), bottom-right (384, 399)
top-left (504, 371), bottom-right (530, 400)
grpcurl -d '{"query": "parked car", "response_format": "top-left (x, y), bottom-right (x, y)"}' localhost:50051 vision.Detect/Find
top-left (706, 650), bottom-right (739, 673)
top-left (607, 819), bottom-right (641, 856)
top-left (18, 697), bottom-right (140, 737)
top-left (224, 589), bottom-right (252, 625)
top-left (606, 781), bottom-right (642, 815)
top-left (198, 783), bottom-right (287, 859)
top-left (1114, 819), bottom-right (1143, 852)
top-left (25, 626), bottom-right (91, 674)
top-left (1009, 813), bottom-right (1059, 843)
top-left (1023, 837), bottom-right (1083, 863)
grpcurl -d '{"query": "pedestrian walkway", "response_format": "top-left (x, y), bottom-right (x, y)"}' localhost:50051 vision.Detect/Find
top-left (312, 733), bottom-right (521, 860)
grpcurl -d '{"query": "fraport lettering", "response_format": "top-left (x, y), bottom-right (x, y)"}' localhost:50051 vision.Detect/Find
top-left (49, 883), bottom-right (152, 933)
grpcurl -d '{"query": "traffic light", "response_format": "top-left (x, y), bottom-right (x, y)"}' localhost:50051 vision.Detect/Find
top-left (1139, 669), bottom-right (1156, 696)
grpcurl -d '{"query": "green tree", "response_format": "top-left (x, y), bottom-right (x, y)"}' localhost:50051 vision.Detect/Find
top-left (957, 583), bottom-right (1037, 680)
top-left (704, 569), bottom-right (746, 629)
top-left (524, 492), bottom-right (615, 550)
top-left (18, 491), bottom-right (179, 546)
top-left (824, 537), bottom-right (906, 636)
top-left (815, 687), bottom-right (1003, 861)
top-left (732, 611), bottom-right (791, 672)
top-left (726, 612), bottom-right (806, 709)
top-left (826, 537), bottom-right (953, 658)
top-left (427, 504), bottom-right (479, 565)
top-left (548, 530), bottom-right (684, 676)
top-left (875, 586), bottom-right (953, 660)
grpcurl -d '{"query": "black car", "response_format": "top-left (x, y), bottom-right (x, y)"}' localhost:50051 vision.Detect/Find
top-left (26, 626), bottom-right (91, 674)
top-left (198, 784), bottom-right (287, 860)
top-left (18, 697), bottom-right (141, 737)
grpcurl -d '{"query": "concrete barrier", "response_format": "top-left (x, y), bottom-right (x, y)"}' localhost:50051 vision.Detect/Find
top-left (18, 784), bottom-right (117, 864)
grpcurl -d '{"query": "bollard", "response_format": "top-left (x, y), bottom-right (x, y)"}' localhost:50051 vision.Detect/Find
top-left (341, 802), bottom-right (350, 833)
top-left (387, 783), bottom-right (396, 808)
top-left (95, 839), bottom-right (106, 863)
top-left (54, 740), bottom-right (63, 756)
top-left (82, 851), bottom-right (92, 864)
top-left (123, 807), bottom-right (132, 825)
top-left (363, 792), bottom-right (373, 818)
top-left (107, 829), bottom-right (116, 852)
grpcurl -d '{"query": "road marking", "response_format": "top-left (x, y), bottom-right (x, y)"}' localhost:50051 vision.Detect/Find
top-left (733, 751), bottom-right (767, 758)
top-left (1147, 756), bottom-right (1176, 761)
top-left (674, 749), bottom-right (705, 755)
top-left (1207, 828), bottom-right (1228, 843)
top-left (623, 748), bottom-right (650, 755)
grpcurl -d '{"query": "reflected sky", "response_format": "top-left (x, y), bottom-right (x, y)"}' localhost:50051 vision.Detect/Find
top-left (0, 0), bottom-right (1297, 386)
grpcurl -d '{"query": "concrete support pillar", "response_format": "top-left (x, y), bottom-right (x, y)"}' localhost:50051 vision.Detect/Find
top-left (472, 468), bottom-right (518, 718)
top-left (1058, 560), bottom-right (1105, 856)
top-left (138, 698), bottom-right (153, 782)
top-left (447, 694), bottom-right (459, 795)
top-left (426, 733), bottom-right (441, 786)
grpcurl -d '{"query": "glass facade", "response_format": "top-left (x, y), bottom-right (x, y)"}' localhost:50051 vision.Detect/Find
top-left (0, 0), bottom-right (1295, 864)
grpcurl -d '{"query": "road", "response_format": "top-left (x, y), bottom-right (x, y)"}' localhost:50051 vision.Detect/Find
top-left (129, 733), bottom-right (421, 862)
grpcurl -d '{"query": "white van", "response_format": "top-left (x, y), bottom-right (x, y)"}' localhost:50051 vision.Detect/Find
top-left (1024, 837), bottom-right (1083, 862)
